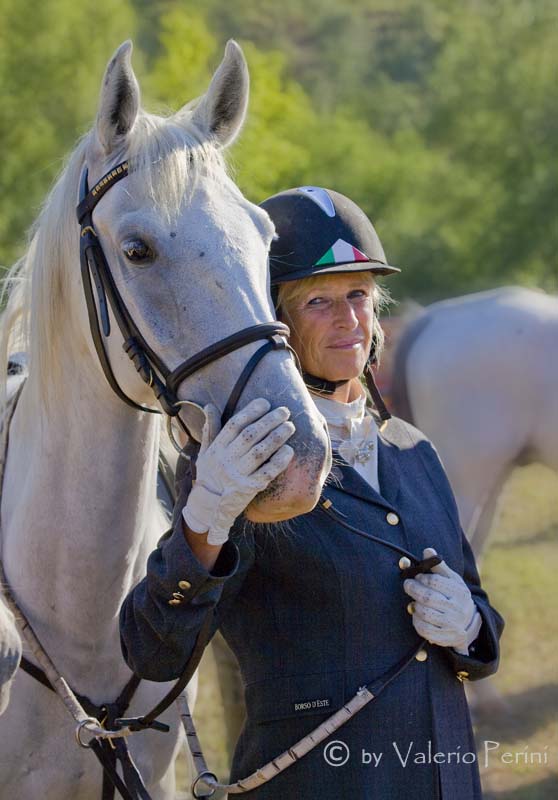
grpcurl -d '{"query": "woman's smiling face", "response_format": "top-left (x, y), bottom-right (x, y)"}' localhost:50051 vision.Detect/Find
top-left (281, 272), bottom-right (375, 384)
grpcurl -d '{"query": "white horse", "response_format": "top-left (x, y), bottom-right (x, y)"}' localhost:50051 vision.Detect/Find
top-left (391, 286), bottom-right (558, 717)
top-left (0, 367), bottom-right (25, 714)
top-left (0, 594), bottom-right (20, 715)
top-left (391, 286), bottom-right (558, 558)
top-left (0, 40), bottom-right (329, 799)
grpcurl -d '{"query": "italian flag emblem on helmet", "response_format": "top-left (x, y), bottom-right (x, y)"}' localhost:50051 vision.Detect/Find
top-left (315, 238), bottom-right (370, 267)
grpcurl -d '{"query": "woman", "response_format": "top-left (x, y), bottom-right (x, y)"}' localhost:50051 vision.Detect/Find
top-left (120, 187), bottom-right (504, 799)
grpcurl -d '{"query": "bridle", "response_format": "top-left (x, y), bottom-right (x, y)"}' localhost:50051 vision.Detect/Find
top-left (0, 159), bottom-right (302, 800)
top-left (64, 159), bottom-right (416, 800)
top-left (76, 159), bottom-right (298, 431)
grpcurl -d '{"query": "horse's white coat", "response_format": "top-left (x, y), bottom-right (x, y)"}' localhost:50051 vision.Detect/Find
top-left (0, 373), bottom-right (25, 714)
top-left (0, 592), bottom-right (20, 716)
top-left (402, 286), bottom-right (558, 555)
top-left (0, 41), bottom-right (329, 798)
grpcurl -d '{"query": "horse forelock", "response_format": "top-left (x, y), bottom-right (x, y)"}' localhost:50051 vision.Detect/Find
top-left (0, 106), bottom-right (229, 423)
top-left (124, 108), bottom-right (229, 221)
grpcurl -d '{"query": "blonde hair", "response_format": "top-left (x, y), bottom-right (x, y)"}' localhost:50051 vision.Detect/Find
top-left (275, 272), bottom-right (393, 366)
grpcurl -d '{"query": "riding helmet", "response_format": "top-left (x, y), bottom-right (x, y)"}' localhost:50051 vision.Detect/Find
top-left (260, 186), bottom-right (400, 295)
top-left (259, 187), bottom-right (397, 421)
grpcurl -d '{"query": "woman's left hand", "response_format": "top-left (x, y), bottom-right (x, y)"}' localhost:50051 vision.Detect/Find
top-left (403, 547), bottom-right (482, 655)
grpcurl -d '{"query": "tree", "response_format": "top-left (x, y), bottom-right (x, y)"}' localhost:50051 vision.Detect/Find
top-left (4, 1), bottom-right (555, 302)
top-left (422, 0), bottom-right (558, 294)
top-left (146, 7), bottom-right (321, 201)
top-left (0, 0), bottom-right (137, 269)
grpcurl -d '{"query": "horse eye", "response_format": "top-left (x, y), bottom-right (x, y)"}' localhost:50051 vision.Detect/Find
top-left (122, 239), bottom-right (155, 264)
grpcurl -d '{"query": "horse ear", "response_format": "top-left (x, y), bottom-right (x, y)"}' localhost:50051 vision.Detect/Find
top-left (190, 40), bottom-right (249, 148)
top-left (96, 41), bottom-right (140, 154)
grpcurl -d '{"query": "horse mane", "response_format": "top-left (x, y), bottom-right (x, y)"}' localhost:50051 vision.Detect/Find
top-left (0, 105), bottom-right (229, 422)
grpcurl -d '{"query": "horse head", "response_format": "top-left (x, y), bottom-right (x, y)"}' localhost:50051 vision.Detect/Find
top-left (67, 41), bottom-right (330, 522)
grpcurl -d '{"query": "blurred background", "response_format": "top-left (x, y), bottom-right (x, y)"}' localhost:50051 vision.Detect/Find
top-left (2, 0), bottom-right (558, 302)
top-left (1, 1), bottom-right (556, 797)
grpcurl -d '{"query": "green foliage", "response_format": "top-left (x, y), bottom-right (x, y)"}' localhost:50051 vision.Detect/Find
top-left (229, 44), bottom-right (320, 200)
top-left (422, 0), bottom-right (558, 296)
top-left (144, 7), bottom-right (217, 107)
top-left (2, 0), bottom-right (557, 302)
top-left (145, 9), bottom-right (321, 200)
top-left (0, 0), bottom-right (137, 269)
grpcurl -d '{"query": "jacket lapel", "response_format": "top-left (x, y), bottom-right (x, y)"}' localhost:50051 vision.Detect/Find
top-left (376, 430), bottom-right (402, 507)
top-left (327, 426), bottom-right (401, 512)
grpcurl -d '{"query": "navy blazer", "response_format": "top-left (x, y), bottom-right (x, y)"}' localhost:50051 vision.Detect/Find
top-left (120, 417), bottom-right (504, 799)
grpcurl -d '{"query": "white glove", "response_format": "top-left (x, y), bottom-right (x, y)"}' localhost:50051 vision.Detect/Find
top-left (403, 547), bottom-right (482, 655)
top-left (183, 398), bottom-right (295, 545)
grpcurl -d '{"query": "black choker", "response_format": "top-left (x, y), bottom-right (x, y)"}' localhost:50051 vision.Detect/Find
top-left (303, 372), bottom-right (350, 395)
top-left (303, 364), bottom-right (392, 426)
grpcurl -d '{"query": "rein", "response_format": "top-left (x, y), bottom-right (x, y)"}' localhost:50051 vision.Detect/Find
top-left (0, 384), bottom-right (153, 800)
top-left (0, 158), bottom-right (300, 800)
top-left (0, 385), bottom-right (438, 800)
top-left (0, 162), bottom-right (443, 799)
top-left (182, 493), bottom-right (436, 798)
top-left (149, 445), bottom-right (439, 798)
top-left (18, 654), bottom-right (144, 800)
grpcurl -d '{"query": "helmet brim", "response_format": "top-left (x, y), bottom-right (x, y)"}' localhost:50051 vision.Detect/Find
top-left (270, 259), bottom-right (400, 285)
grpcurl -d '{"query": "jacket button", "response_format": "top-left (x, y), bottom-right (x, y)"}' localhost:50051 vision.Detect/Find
top-left (168, 598), bottom-right (181, 606)
top-left (399, 556), bottom-right (411, 570)
top-left (456, 670), bottom-right (470, 682)
top-left (407, 602), bottom-right (415, 615)
top-left (178, 580), bottom-right (191, 590)
top-left (386, 512), bottom-right (399, 526)
top-left (415, 649), bottom-right (428, 662)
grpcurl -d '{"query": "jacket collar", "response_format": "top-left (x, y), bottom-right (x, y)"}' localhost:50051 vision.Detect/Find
top-left (326, 424), bottom-right (401, 511)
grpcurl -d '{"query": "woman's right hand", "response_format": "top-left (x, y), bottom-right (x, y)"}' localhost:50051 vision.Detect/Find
top-left (182, 398), bottom-right (295, 545)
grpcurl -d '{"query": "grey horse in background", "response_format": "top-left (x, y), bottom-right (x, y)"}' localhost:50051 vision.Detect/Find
top-left (391, 286), bottom-right (558, 714)
top-left (392, 286), bottom-right (558, 559)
